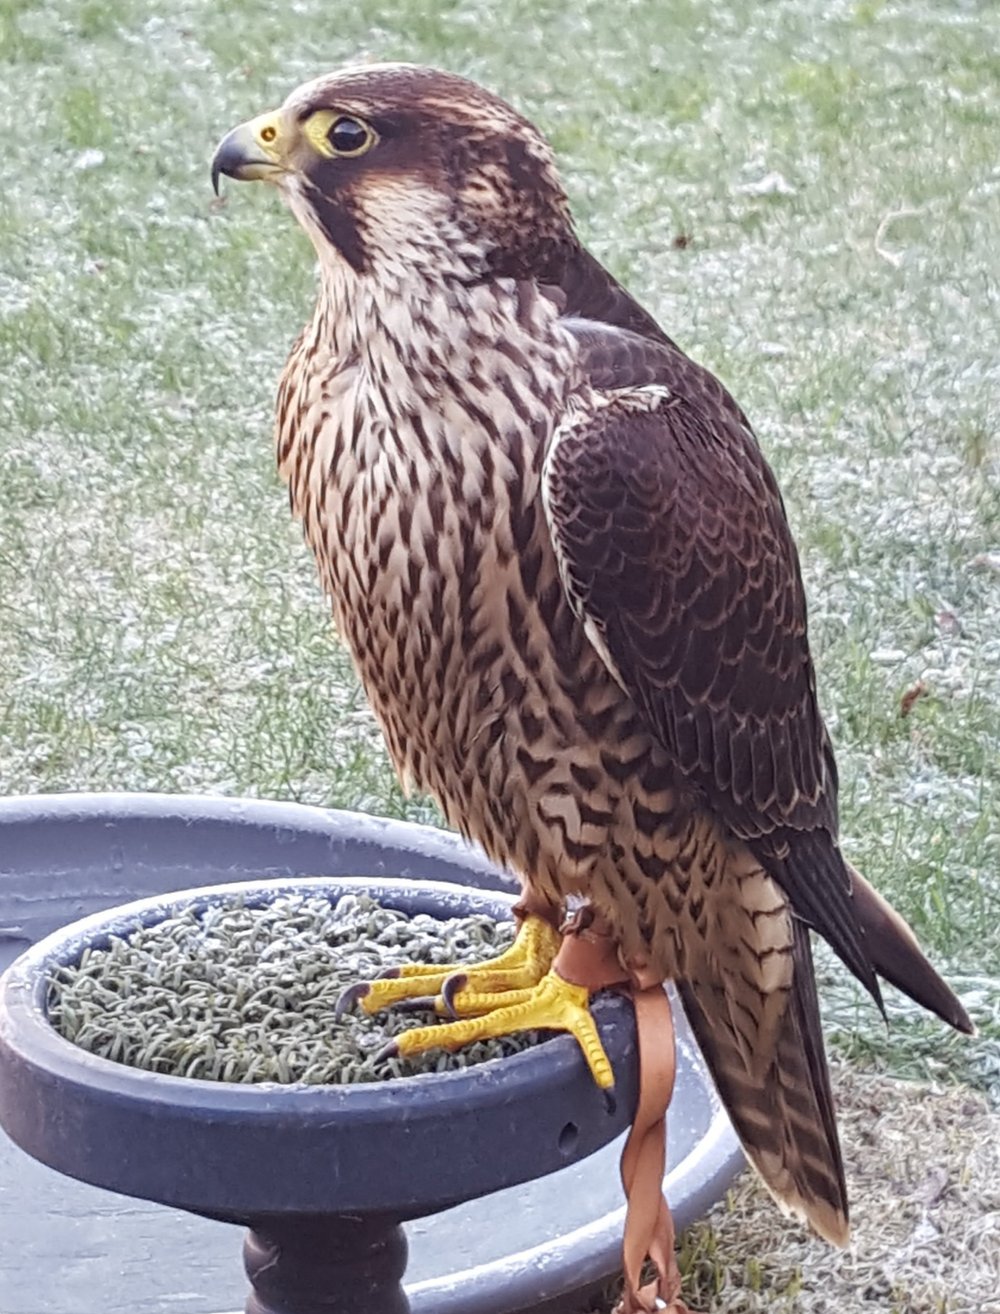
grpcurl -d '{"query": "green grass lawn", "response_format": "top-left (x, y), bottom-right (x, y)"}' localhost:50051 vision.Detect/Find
top-left (1, 0), bottom-right (998, 1098)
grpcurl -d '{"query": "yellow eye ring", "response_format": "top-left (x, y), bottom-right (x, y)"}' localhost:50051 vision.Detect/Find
top-left (303, 110), bottom-right (377, 160)
top-left (326, 115), bottom-right (375, 158)
top-left (260, 123), bottom-right (277, 144)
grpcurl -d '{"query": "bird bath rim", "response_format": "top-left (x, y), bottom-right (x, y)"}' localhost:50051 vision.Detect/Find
top-left (0, 792), bottom-right (745, 1314)
top-left (0, 874), bottom-right (639, 1221)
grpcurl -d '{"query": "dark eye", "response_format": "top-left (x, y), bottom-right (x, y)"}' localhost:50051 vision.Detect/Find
top-left (327, 116), bottom-right (374, 157)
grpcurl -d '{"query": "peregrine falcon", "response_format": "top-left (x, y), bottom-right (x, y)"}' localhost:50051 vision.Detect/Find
top-left (212, 63), bottom-right (971, 1307)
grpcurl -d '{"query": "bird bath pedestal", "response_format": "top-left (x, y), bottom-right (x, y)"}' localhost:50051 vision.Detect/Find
top-left (0, 875), bottom-right (639, 1313)
top-left (0, 795), bottom-right (743, 1314)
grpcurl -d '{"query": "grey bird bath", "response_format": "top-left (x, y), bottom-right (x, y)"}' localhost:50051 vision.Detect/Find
top-left (0, 794), bottom-right (743, 1314)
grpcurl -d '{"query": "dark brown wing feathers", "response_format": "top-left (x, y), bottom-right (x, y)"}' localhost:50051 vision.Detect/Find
top-left (537, 238), bottom-right (973, 1249)
top-left (849, 865), bottom-right (973, 1034)
top-left (547, 325), bottom-right (882, 1003)
top-left (545, 290), bottom-right (971, 1244)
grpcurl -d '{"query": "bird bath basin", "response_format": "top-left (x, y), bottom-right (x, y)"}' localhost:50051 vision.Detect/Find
top-left (0, 794), bottom-right (742, 1314)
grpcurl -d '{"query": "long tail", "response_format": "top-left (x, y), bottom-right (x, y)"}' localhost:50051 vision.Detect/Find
top-left (679, 865), bottom-right (972, 1244)
top-left (848, 864), bottom-right (973, 1034)
top-left (680, 920), bottom-right (849, 1244)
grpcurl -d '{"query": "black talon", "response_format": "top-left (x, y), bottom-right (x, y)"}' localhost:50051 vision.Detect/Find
top-left (335, 981), bottom-right (371, 1018)
top-left (375, 1040), bottom-right (400, 1064)
top-left (374, 965), bottom-right (402, 980)
top-left (441, 972), bottom-right (469, 1018)
top-left (393, 995), bottom-right (439, 1014)
top-left (602, 1086), bottom-right (617, 1117)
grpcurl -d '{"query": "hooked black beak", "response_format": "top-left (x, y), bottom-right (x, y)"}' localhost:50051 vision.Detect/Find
top-left (211, 115), bottom-right (286, 195)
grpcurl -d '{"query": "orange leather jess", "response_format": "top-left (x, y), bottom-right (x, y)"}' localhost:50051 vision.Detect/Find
top-left (553, 925), bottom-right (689, 1313)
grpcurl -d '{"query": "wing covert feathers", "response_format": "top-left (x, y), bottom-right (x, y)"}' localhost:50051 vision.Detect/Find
top-left (546, 339), bottom-right (830, 843)
top-left (543, 307), bottom-right (971, 1246)
top-left (543, 355), bottom-right (882, 1004)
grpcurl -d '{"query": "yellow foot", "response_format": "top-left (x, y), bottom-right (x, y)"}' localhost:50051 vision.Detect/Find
top-left (336, 913), bottom-right (615, 1090)
top-left (337, 913), bottom-right (561, 1018)
top-left (383, 968), bottom-right (615, 1090)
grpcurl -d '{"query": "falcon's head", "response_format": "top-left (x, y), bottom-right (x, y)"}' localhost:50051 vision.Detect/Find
top-left (212, 64), bottom-right (574, 284)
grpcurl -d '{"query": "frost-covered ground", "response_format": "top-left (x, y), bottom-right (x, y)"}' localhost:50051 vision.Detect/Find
top-left (1, 0), bottom-right (997, 1094)
top-left (588, 1061), bottom-right (1000, 1313)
